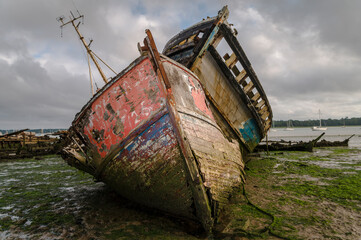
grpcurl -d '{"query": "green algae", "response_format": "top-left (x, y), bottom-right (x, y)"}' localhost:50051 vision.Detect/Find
top-left (0, 156), bottom-right (93, 234)
top-left (269, 149), bottom-right (361, 210)
top-left (0, 155), bottom-right (201, 239)
top-left (225, 147), bottom-right (361, 239)
top-left (1, 147), bottom-right (360, 239)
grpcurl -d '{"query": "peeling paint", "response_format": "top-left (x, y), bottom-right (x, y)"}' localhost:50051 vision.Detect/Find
top-left (239, 118), bottom-right (261, 150)
top-left (187, 75), bottom-right (214, 119)
top-left (81, 58), bottom-right (165, 158)
top-left (62, 28), bottom-right (249, 232)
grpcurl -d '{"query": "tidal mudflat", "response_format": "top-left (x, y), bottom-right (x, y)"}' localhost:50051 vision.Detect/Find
top-left (1, 147), bottom-right (360, 239)
top-left (0, 156), bottom-right (200, 239)
top-left (222, 147), bottom-right (361, 240)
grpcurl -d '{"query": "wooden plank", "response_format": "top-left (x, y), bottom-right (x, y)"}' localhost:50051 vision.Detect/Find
top-left (243, 81), bottom-right (254, 93)
top-left (259, 105), bottom-right (268, 115)
top-left (224, 53), bottom-right (237, 69)
top-left (251, 92), bottom-right (261, 102)
top-left (235, 69), bottom-right (247, 84)
top-left (264, 119), bottom-right (272, 130)
top-left (231, 65), bottom-right (240, 77)
top-left (255, 99), bottom-right (265, 109)
top-left (261, 111), bottom-right (269, 121)
top-left (247, 90), bottom-right (254, 99)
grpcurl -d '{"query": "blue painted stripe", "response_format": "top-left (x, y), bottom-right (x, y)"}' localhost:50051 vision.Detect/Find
top-left (114, 113), bottom-right (175, 160)
top-left (239, 118), bottom-right (261, 150)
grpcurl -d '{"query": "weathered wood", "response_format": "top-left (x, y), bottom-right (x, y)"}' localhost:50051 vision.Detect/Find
top-left (251, 92), bottom-right (261, 102)
top-left (314, 134), bottom-right (355, 147)
top-left (224, 53), bottom-right (237, 69)
top-left (163, 5), bottom-right (273, 146)
top-left (243, 81), bottom-right (254, 93)
top-left (256, 133), bottom-right (325, 152)
top-left (0, 129), bottom-right (29, 138)
top-left (235, 69), bottom-right (248, 84)
top-left (255, 100), bottom-right (265, 109)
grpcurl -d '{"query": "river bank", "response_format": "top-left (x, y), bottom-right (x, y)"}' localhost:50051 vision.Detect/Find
top-left (1, 146), bottom-right (360, 239)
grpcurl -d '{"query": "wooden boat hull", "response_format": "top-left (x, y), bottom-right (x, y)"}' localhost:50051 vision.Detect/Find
top-left (62, 31), bottom-right (245, 232)
top-left (312, 126), bottom-right (327, 131)
top-left (163, 6), bottom-right (272, 153)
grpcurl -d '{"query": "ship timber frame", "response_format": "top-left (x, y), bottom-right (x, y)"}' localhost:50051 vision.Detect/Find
top-left (163, 6), bottom-right (273, 148)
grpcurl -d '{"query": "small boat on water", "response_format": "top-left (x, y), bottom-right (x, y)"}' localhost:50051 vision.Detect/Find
top-left (60, 7), bottom-right (271, 233)
top-left (285, 120), bottom-right (294, 131)
top-left (312, 110), bottom-right (327, 131)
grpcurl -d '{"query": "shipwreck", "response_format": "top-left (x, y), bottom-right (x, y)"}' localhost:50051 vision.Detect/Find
top-left (60, 6), bottom-right (272, 233)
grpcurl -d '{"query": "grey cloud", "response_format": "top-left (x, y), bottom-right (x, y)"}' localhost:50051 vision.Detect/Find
top-left (0, 0), bottom-right (360, 129)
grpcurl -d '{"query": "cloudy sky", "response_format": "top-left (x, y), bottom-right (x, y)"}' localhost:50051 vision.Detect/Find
top-left (0, 0), bottom-right (360, 129)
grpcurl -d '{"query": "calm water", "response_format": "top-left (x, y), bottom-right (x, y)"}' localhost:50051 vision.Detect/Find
top-left (268, 126), bottom-right (361, 148)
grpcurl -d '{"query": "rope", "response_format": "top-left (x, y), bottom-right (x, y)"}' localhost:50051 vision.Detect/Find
top-left (241, 184), bottom-right (295, 240)
top-left (92, 51), bottom-right (117, 74)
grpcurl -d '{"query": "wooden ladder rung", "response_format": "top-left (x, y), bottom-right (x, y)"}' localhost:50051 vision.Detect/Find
top-left (236, 69), bottom-right (248, 84)
top-left (224, 53), bottom-right (238, 69)
top-left (261, 111), bottom-right (269, 121)
top-left (251, 93), bottom-right (261, 102)
top-left (243, 81), bottom-right (254, 93)
top-left (255, 100), bottom-right (265, 109)
top-left (265, 119), bottom-right (271, 126)
top-left (259, 105), bottom-right (268, 115)
top-left (247, 91), bottom-right (255, 98)
top-left (265, 119), bottom-right (272, 130)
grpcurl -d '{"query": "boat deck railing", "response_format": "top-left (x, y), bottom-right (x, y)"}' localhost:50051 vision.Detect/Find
top-left (163, 6), bottom-right (273, 137)
top-left (212, 23), bottom-right (272, 135)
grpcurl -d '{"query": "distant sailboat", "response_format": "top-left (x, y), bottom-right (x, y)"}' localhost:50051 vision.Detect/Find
top-left (285, 120), bottom-right (294, 131)
top-left (342, 119), bottom-right (346, 128)
top-left (270, 121), bottom-right (277, 132)
top-left (312, 110), bottom-right (327, 131)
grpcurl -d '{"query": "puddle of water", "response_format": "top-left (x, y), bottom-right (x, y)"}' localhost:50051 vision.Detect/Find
top-left (310, 161), bottom-right (357, 170)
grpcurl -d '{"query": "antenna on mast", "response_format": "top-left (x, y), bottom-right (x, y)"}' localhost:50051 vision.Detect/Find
top-left (56, 11), bottom-right (109, 85)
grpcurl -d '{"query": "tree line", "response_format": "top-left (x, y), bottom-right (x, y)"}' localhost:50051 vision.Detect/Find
top-left (274, 117), bottom-right (361, 128)
top-left (0, 128), bottom-right (66, 135)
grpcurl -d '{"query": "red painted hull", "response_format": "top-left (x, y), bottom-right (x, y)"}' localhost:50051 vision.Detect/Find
top-left (62, 34), bottom-right (245, 232)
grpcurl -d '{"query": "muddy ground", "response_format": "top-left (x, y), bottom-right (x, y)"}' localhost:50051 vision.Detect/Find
top-left (0, 147), bottom-right (360, 239)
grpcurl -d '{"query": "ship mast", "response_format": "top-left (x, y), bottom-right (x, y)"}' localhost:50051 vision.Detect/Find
top-left (57, 12), bottom-right (108, 85)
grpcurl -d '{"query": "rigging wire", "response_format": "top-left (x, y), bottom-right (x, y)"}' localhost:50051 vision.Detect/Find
top-left (75, 27), bottom-right (101, 91)
top-left (71, 0), bottom-right (79, 14)
top-left (92, 51), bottom-right (117, 75)
top-left (64, 1), bottom-right (115, 91)
top-left (87, 53), bottom-right (94, 96)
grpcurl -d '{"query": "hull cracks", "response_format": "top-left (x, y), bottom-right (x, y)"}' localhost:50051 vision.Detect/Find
top-left (60, 15), bottom-right (268, 231)
top-left (62, 44), bottom-right (246, 232)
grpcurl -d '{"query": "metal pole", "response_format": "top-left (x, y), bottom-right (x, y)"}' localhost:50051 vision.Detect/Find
top-left (87, 53), bottom-right (94, 95)
top-left (70, 20), bottom-right (108, 84)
